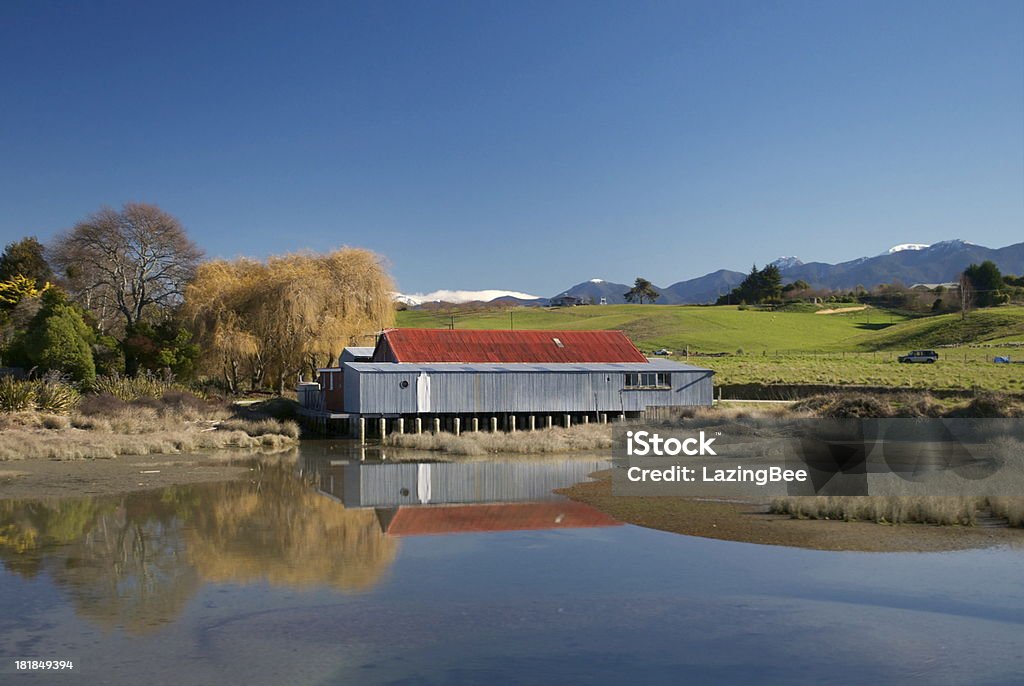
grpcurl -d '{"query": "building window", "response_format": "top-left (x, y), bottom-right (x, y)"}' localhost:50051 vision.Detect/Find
top-left (624, 372), bottom-right (671, 389)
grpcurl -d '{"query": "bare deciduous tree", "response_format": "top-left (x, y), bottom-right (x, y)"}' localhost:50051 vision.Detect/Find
top-left (50, 203), bottom-right (203, 375)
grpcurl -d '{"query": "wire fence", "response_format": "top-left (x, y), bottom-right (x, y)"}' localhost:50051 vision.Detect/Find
top-left (681, 347), bottom-right (1024, 364)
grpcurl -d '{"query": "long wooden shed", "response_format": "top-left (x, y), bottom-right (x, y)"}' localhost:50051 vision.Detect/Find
top-left (299, 328), bottom-right (714, 436)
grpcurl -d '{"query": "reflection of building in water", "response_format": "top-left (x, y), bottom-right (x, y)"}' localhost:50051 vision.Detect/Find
top-left (0, 460), bottom-right (619, 634)
top-left (320, 460), bottom-right (609, 507)
top-left (316, 460), bottom-right (621, 536)
top-left (378, 501), bottom-right (620, 536)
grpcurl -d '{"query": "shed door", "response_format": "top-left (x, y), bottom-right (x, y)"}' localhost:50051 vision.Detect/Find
top-left (416, 373), bottom-right (431, 413)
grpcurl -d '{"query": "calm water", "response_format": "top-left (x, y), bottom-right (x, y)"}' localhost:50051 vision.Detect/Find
top-left (0, 443), bottom-right (1022, 685)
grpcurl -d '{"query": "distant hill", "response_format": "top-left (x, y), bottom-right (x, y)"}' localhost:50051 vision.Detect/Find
top-left (550, 279), bottom-right (635, 305)
top-left (778, 240), bottom-right (1024, 291)
top-left (552, 240), bottom-right (1024, 304)
top-left (400, 240), bottom-right (1024, 308)
top-left (662, 269), bottom-right (747, 304)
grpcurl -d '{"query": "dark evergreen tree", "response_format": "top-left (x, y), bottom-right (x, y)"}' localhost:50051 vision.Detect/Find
top-left (0, 236), bottom-right (54, 287)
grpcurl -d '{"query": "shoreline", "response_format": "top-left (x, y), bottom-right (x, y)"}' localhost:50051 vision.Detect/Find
top-left (556, 471), bottom-right (1024, 553)
top-left (0, 452), bottom-right (282, 499)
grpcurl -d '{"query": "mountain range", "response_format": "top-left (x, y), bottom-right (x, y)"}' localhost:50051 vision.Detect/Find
top-left (396, 240), bottom-right (1024, 307)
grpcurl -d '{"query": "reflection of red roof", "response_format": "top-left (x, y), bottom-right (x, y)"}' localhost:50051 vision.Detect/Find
top-left (374, 329), bottom-right (647, 364)
top-left (383, 501), bottom-right (622, 536)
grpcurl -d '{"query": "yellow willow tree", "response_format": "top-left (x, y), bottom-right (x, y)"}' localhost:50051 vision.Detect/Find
top-left (183, 248), bottom-right (394, 394)
top-left (182, 259), bottom-right (263, 393)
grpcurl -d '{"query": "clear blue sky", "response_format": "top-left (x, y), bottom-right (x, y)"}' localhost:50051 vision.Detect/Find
top-left (1, 0), bottom-right (1021, 296)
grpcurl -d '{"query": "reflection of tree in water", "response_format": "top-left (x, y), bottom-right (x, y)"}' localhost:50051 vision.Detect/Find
top-left (0, 498), bottom-right (115, 577)
top-left (0, 461), bottom-right (397, 633)
top-left (185, 466), bottom-right (397, 592)
top-left (53, 501), bottom-right (201, 633)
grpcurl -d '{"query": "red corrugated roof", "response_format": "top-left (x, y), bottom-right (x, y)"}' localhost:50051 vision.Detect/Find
top-left (384, 501), bottom-right (622, 536)
top-left (374, 329), bottom-right (647, 363)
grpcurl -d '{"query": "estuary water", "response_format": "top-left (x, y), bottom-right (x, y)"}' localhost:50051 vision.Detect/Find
top-left (0, 442), bottom-right (1021, 685)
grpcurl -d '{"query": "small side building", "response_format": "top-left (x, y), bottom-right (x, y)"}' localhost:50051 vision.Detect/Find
top-left (300, 328), bottom-right (714, 436)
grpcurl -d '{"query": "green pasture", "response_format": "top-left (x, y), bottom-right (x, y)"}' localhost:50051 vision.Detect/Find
top-left (708, 350), bottom-right (1023, 393)
top-left (398, 304), bottom-right (1024, 353)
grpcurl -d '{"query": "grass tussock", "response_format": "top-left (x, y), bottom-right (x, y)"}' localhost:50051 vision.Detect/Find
top-left (386, 423), bottom-right (612, 456)
top-left (770, 496), bottom-right (1024, 528)
top-left (792, 391), bottom-right (1024, 419)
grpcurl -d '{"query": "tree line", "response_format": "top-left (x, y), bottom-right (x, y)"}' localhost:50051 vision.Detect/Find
top-left (710, 259), bottom-right (1021, 312)
top-left (0, 203), bottom-right (395, 392)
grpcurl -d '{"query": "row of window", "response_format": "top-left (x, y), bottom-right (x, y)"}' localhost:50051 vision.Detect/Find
top-left (624, 372), bottom-right (671, 389)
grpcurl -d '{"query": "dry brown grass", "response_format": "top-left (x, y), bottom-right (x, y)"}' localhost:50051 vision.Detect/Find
top-left (0, 401), bottom-right (299, 461)
top-left (792, 392), bottom-right (1024, 419)
top-left (218, 417), bottom-right (301, 440)
top-left (386, 423), bottom-right (613, 456)
top-left (770, 496), bottom-right (1024, 528)
top-left (681, 404), bottom-right (800, 421)
top-left (988, 498), bottom-right (1024, 527)
top-left (0, 427), bottom-right (297, 461)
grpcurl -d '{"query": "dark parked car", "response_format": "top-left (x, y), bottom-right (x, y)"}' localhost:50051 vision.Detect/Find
top-left (898, 350), bottom-right (939, 364)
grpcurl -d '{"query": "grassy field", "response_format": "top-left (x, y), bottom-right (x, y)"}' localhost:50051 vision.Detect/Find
top-left (396, 304), bottom-right (1024, 392)
top-left (708, 352), bottom-right (1024, 393)
top-left (398, 304), bottom-right (920, 351)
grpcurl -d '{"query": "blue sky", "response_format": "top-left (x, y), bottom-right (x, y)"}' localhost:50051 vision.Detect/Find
top-left (1, 0), bottom-right (1021, 296)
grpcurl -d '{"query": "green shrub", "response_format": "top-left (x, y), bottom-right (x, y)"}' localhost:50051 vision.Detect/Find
top-left (13, 303), bottom-right (97, 384)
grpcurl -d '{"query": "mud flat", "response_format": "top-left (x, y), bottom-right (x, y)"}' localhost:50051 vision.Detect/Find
top-left (557, 471), bottom-right (1024, 553)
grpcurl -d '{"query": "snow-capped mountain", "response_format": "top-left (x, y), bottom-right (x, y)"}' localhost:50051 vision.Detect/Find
top-left (885, 243), bottom-right (930, 254)
top-left (393, 289), bottom-right (544, 306)
top-left (770, 256), bottom-right (804, 269)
